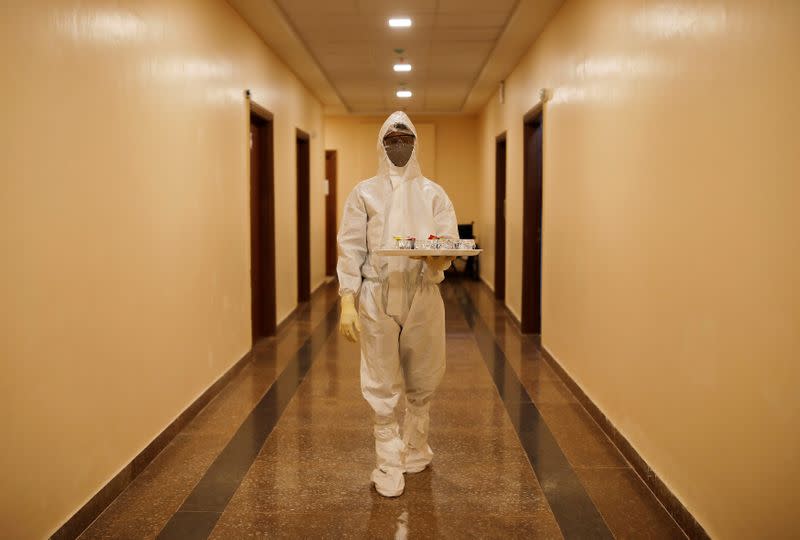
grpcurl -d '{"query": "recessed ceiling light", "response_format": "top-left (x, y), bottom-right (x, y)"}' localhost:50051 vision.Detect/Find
top-left (393, 63), bottom-right (412, 72)
top-left (396, 90), bottom-right (413, 98)
top-left (388, 18), bottom-right (412, 28)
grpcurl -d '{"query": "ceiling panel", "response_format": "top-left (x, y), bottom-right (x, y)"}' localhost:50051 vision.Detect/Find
top-left (430, 28), bottom-right (502, 41)
top-left (273, 0), bottom-right (514, 112)
top-left (437, 0), bottom-right (518, 13)
top-left (278, 0), bottom-right (360, 15)
top-left (429, 41), bottom-right (495, 59)
top-left (296, 13), bottom-right (438, 34)
top-left (257, 0), bottom-right (560, 113)
top-left (426, 62), bottom-right (479, 78)
top-left (434, 11), bottom-right (512, 27)
top-left (354, 0), bottom-right (438, 14)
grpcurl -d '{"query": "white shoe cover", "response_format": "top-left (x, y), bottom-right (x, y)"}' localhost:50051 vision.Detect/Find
top-left (371, 466), bottom-right (405, 497)
top-left (372, 420), bottom-right (405, 497)
top-left (404, 444), bottom-right (433, 473)
top-left (402, 404), bottom-right (433, 473)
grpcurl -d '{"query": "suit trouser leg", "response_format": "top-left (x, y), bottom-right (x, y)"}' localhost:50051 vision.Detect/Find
top-left (399, 283), bottom-right (446, 458)
top-left (359, 281), bottom-right (405, 494)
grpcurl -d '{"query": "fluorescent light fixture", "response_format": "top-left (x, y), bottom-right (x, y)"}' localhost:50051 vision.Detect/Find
top-left (393, 63), bottom-right (412, 72)
top-left (396, 90), bottom-right (413, 98)
top-left (388, 18), bottom-right (412, 27)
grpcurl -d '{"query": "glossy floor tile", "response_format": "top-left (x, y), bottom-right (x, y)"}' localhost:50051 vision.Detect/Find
top-left (79, 278), bottom-right (686, 539)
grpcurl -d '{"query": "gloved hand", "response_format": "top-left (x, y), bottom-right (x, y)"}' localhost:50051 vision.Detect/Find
top-left (339, 293), bottom-right (360, 342)
top-left (424, 256), bottom-right (455, 272)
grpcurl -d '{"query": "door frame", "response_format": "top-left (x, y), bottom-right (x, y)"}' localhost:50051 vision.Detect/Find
top-left (325, 150), bottom-right (338, 277)
top-left (248, 97), bottom-right (276, 342)
top-left (296, 129), bottom-right (311, 303)
top-left (522, 105), bottom-right (544, 334)
top-left (494, 132), bottom-right (507, 301)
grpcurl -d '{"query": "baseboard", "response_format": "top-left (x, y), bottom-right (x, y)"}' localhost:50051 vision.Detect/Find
top-left (503, 304), bottom-right (521, 331)
top-left (50, 347), bottom-right (256, 539)
top-left (477, 277), bottom-right (521, 331)
top-left (479, 274), bottom-right (494, 292)
top-left (276, 281), bottom-right (333, 336)
top-left (311, 277), bottom-right (328, 294)
top-left (276, 305), bottom-right (299, 335)
top-left (537, 345), bottom-right (710, 540)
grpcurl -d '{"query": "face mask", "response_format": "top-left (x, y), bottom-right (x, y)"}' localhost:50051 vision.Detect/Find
top-left (384, 142), bottom-right (414, 167)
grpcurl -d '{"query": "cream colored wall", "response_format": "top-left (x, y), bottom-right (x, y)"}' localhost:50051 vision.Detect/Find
top-left (478, 0), bottom-right (799, 537)
top-left (0, 1), bottom-right (325, 538)
top-left (325, 115), bottom-right (480, 237)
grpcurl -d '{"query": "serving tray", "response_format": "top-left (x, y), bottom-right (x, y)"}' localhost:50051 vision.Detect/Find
top-left (375, 249), bottom-right (482, 257)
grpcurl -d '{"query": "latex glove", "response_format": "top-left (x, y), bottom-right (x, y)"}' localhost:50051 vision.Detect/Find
top-left (424, 256), bottom-right (455, 272)
top-left (339, 293), bottom-right (360, 342)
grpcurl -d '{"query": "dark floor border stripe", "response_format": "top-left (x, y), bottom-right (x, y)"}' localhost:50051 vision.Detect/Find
top-left (537, 345), bottom-right (709, 540)
top-left (451, 284), bottom-right (614, 540)
top-left (157, 303), bottom-right (340, 539)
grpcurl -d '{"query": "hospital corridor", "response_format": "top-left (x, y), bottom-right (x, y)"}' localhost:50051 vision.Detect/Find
top-left (2, 1), bottom-right (798, 539)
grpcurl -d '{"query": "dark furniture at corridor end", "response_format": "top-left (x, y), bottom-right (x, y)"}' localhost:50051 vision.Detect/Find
top-left (450, 222), bottom-right (479, 280)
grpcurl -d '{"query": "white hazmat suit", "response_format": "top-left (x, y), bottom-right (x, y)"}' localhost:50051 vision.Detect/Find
top-left (337, 112), bottom-right (458, 497)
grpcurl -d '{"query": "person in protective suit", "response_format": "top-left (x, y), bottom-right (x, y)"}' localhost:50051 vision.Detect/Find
top-left (337, 111), bottom-right (458, 497)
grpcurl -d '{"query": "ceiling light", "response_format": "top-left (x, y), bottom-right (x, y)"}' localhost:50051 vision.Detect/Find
top-left (393, 63), bottom-right (412, 72)
top-left (396, 90), bottom-right (413, 98)
top-left (388, 18), bottom-right (412, 28)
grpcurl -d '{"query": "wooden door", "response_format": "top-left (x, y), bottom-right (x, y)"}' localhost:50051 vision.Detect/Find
top-left (325, 151), bottom-right (338, 277)
top-left (296, 130), bottom-right (311, 303)
top-left (250, 107), bottom-right (276, 342)
top-left (522, 114), bottom-right (543, 334)
top-left (495, 135), bottom-right (507, 301)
